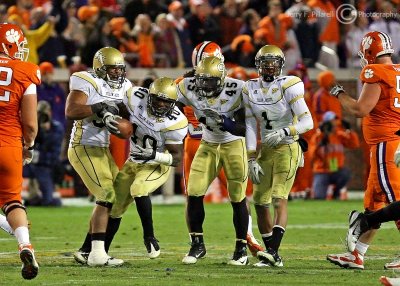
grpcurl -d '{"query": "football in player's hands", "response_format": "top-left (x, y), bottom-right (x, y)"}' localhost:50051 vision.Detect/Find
top-left (114, 118), bottom-right (135, 139)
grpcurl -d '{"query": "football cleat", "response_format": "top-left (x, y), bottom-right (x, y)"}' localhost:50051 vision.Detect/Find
top-left (257, 248), bottom-right (283, 267)
top-left (144, 237), bottom-right (160, 259)
top-left (384, 257), bottom-right (400, 270)
top-left (346, 210), bottom-right (368, 252)
top-left (227, 246), bottom-right (249, 266)
top-left (326, 250), bottom-right (364, 269)
top-left (380, 276), bottom-right (400, 286)
top-left (253, 261), bottom-right (270, 267)
top-left (182, 236), bottom-right (206, 264)
top-left (19, 244), bottom-right (39, 280)
top-left (246, 234), bottom-right (264, 257)
top-left (73, 249), bottom-right (89, 265)
top-left (87, 250), bottom-right (124, 267)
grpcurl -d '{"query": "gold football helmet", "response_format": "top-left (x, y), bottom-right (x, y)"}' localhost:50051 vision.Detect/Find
top-left (93, 47), bottom-right (126, 89)
top-left (195, 56), bottom-right (226, 98)
top-left (148, 77), bottom-right (178, 117)
top-left (255, 45), bottom-right (285, 82)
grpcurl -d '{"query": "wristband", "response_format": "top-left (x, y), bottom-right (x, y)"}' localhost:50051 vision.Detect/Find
top-left (91, 102), bottom-right (103, 114)
top-left (154, 152), bottom-right (173, 166)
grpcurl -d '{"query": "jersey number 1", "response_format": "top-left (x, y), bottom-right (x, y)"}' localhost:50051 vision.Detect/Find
top-left (0, 67), bottom-right (12, 102)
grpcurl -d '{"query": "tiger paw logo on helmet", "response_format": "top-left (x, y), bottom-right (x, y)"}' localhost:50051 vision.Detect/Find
top-left (5, 29), bottom-right (21, 44)
top-left (361, 36), bottom-right (372, 51)
top-left (364, 69), bottom-right (374, 79)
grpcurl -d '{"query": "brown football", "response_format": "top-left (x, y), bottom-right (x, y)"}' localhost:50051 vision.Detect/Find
top-left (115, 118), bottom-right (134, 139)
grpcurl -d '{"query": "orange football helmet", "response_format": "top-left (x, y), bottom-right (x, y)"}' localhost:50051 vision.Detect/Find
top-left (192, 41), bottom-right (224, 68)
top-left (228, 66), bottom-right (248, 80)
top-left (358, 31), bottom-right (394, 67)
top-left (0, 23), bottom-right (29, 61)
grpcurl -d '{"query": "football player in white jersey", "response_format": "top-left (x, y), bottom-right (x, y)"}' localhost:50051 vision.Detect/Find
top-left (109, 77), bottom-right (188, 258)
top-left (244, 45), bottom-right (313, 267)
top-left (177, 56), bottom-right (250, 266)
top-left (65, 47), bottom-right (132, 267)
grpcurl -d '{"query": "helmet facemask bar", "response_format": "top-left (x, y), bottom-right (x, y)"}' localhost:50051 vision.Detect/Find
top-left (1, 37), bottom-right (29, 61)
top-left (100, 65), bottom-right (126, 89)
top-left (148, 94), bottom-right (176, 117)
top-left (256, 56), bottom-right (284, 82)
top-left (357, 51), bottom-right (368, 68)
top-left (195, 75), bottom-right (223, 98)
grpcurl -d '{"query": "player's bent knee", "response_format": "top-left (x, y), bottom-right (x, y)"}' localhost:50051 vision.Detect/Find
top-left (2, 200), bottom-right (26, 216)
top-left (272, 198), bottom-right (286, 209)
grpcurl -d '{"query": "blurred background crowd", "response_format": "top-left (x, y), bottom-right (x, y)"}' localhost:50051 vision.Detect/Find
top-left (3, 0), bottom-right (398, 205)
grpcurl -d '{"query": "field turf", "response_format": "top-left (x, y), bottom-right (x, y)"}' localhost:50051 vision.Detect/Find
top-left (0, 199), bottom-right (399, 285)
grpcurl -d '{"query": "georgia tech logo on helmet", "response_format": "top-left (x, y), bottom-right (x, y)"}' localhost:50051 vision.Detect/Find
top-left (217, 63), bottom-right (225, 73)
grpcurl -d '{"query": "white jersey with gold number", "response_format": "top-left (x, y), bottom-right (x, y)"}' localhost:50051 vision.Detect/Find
top-left (124, 86), bottom-right (188, 164)
top-left (177, 76), bottom-right (244, 144)
top-left (69, 71), bottom-right (133, 147)
top-left (243, 76), bottom-right (309, 151)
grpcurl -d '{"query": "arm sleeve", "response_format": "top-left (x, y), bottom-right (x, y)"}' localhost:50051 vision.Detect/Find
top-left (283, 79), bottom-right (314, 136)
top-left (243, 85), bottom-right (257, 157)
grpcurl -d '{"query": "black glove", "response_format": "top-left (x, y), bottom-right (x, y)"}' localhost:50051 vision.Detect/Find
top-left (91, 101), bottom-right (119, 118)
top-left (341, 120), bottom-right (351, 130)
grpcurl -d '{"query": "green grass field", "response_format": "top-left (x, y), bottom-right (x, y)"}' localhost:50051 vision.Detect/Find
top-left (1, 199), bottom-right (399, 285)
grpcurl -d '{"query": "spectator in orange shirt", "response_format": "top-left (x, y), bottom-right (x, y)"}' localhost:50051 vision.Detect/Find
top-left (310, 111), bottom-right (360, 200)
top-left (307, 0), bottom-right (340, 68)
top-left (313, 70), bottom-right (342, 123)
top-left (257, 0), bottom-right (301, 69)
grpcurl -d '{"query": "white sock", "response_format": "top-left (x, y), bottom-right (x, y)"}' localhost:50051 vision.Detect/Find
top-left (355, 241), bottom-right (369, 256)
top-left (247, 215), bottom-right (253, 236)
top-left (14, 226), bottom-right (30, 246)
top-left (0, 214), bottom-right (13, 235)
top-left (91, 240), bottom-right (106, 253)
top-left (261, 232), bottom-right (273, 238)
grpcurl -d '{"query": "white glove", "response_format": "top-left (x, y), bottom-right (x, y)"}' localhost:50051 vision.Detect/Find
top-left (248, 159), bottom-right (264, 184)
top-left (23, 146), bottom-right (34, 165)
top-left (103, 113), bottom-right (121, 134)
top-left (329, 84), bottom-right (345, 98)
top-left (203, 108), bottom-right (222, 123)
top-left (264, 128), bottom-right (288, 147)
top-left (130, 141), bottom-right (155, 161)
top-left (395, 148), bottom-right (400, 168)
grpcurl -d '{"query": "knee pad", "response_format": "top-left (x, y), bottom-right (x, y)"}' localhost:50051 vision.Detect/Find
top-left (364, 209), bottom-right (381, 229)
top-left (254, 203), bottom-right (271, 209)
top-left (96, 201), bottom-right (113, 209)
top-left (2, 200), bottom-right (26, 216)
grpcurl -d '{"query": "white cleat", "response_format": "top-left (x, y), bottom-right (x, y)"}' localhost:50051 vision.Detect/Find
top-left (144, 237), bottom-right (160, 259)
top-left (88, 251), bottom-right (124, 267)
top-left (380, 276), bottom-right (400, 286)
top-left (384, 257), bottom-right (400, 270)
top-left (253, 261), bottom-right (270, 267)
top-left (19, 244), bottom-right (39, 280)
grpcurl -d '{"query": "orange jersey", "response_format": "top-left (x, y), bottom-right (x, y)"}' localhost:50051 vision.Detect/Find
top-left (360, 64), bottom-right (400, 145)
top-left (0, 58), bottom-right (40, 143)
top-left (312, 88), bottom-right (342, 123)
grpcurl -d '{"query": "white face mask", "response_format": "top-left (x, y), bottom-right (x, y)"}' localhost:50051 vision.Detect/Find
top-left (358, 51), bottom-right (368, 68)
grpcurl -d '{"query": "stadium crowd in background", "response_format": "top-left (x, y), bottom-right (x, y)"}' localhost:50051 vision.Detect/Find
top-left (1, 0), bottom-right (383, 204)
top-left (1, 0), bottom-right (399, 70)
